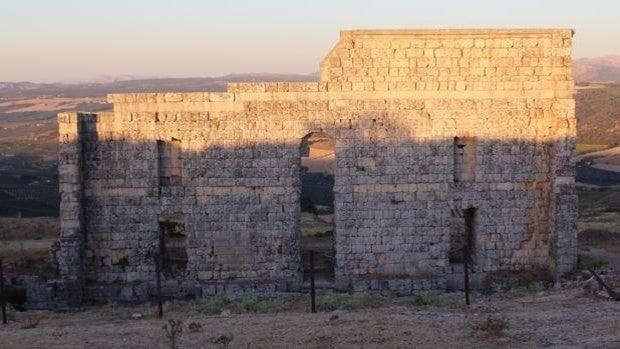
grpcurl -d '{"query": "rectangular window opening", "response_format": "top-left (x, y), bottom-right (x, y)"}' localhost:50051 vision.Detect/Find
top-left (453, 136), bottom-right (476, 183)
top-left (157, 139), bottom-right (182, 186)
top-left (449, 208), bottom-right (477, 265)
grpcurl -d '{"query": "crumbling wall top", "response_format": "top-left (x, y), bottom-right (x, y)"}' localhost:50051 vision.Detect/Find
top-left (320, 28), bottom-right (574, 96)
top-left (337, 28), bottom-right (573, 38)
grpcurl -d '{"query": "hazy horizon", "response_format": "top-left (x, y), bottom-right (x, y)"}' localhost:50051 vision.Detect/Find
top-left (0, 71), bottom-right (321, 85)
top-left (2, 0), bottom-right (620, 83)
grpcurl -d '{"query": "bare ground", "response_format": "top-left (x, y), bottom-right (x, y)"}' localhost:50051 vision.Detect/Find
top-left (1, 289), bottom-right (619, 349)
top-left (0, 97), bottom-right (107, 114)
top-left (576, 146), bottom-right (620, 173)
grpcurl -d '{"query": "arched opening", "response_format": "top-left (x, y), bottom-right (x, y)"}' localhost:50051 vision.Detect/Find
top-left (300, 132), bottom-right (335, 288)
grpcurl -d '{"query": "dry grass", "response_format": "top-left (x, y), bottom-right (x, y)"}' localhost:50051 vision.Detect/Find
top-left (0, 217), bottom-right (59, 240)
top-left (576, 144), bottom-right (611, 156)
top-left (0, 240), bottom-right (54, 259)
top-left (0, 217), bottom-right (59, 278)
top-left (1, 289), bottom-right (619, 348)
top-left (0, 217), bottom-right (57, 261)
top-left (579, 212), bottom-right (620, 234)
top-left (0, 97), bottom-right (106, 113)
top-left (472, 315), bottom-right (509, 337)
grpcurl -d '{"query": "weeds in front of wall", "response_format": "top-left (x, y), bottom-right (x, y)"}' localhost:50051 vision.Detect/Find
top-left (235, 296), bottom-right (289, 313)
top-left (405, 290), bottom-right (467, 308)
top-left (315, 290), bottom-right (392, 311)
top-left (166, 293), bottom-right (291, 316)
top-left (490, 281), bottom-right (548, 299)
top-left (407, 291), bottom-right (443, 306)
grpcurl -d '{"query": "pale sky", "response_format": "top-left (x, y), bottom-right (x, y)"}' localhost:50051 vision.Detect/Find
top-left (1, 0), bottom-right (618, 83)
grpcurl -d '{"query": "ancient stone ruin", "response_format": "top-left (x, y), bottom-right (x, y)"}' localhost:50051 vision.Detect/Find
top-left (56, 29), bottom-right (577, 305)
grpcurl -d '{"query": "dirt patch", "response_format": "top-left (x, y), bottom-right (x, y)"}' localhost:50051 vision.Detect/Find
top-left (0, 289), bottom-right (618, 348)
top-left (0, 217), bottom-right (59, 279)
top-left (577, 210), bottom-right (620, 272)
top-left (0, 217), bottom-right (59, 240)
top-left (0, 97), bottom-right (107, 113)
top-left (576, 84), bottom-right (620, 146)
top-left (577, 146), bottom-right (620, 173)
top-left (579, 229), bottom-right (620, 246)
top-left (576, 143), bottom-right (611, 156)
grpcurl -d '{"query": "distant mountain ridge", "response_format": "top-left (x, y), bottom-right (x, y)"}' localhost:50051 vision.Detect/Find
top-left (573, 55), bottom-right (620, 83)
top-left (3, 55), bottom-right (620, 98)
top-left (0, 73), bottom-right (319, 99)
top-left (0, 81), bottom-right (60, 95)
top-left (77, 74), bottom-right (157, 84)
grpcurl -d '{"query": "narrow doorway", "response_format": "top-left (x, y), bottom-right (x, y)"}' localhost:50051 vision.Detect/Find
top-left (158, 213), bottom-right (188, 279)
top-left (449, 208), bottom-right (476, 266)
top-left (300, 132), bottom-right (336, 288)
top-left (448, 207), bottom-right (477, 291)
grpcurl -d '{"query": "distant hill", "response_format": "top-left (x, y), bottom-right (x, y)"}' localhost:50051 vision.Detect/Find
top-left (0, 82), bottom-right (60, 96)
top-left (76, 74), bottom-right (157, 84)
top-left (0, 73), bottom-right (319, 99)
top-left (575, 84), bottom-right (620, 146)
top-left (573, 55), bottom-right (620, 83)
top-left (5, 56), bottom-right (620, 96)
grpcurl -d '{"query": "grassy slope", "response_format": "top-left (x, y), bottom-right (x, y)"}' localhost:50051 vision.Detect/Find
top-left (575, 84), bottom-right (620, 146)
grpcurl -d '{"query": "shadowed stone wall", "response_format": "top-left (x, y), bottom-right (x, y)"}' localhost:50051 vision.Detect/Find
top-left (57, 29), bottom-right (577, 301)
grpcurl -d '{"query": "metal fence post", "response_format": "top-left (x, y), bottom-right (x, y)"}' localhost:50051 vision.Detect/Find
top-left (154, 254), bottom-right (163, 318)
top-left (1, 258), bottom-right (7, 324)
top-left (310, 251), bottom-right (316, 313)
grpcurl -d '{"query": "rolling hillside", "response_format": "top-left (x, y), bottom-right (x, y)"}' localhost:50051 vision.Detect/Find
top-left (0, 73), bottom-right (319, 99)
top-left (575, 84), bottom-right (620, 146)
top-left (573, 55), bottom-right (620, 83)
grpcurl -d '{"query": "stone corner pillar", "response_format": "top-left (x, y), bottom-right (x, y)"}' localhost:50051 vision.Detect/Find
top-left (550, 99), bottom-right (578, 278)
top-left (57, 112), bottom-right (91, 306)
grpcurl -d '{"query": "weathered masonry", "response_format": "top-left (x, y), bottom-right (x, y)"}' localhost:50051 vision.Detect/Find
top-left (57, 29), bottom-right (577, 303)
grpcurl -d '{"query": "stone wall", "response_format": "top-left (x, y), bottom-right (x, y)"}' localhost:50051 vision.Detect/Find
top-left (319, 29), bottom-right (572, 96)
top-left (58, 29), bottom-right (577, 301)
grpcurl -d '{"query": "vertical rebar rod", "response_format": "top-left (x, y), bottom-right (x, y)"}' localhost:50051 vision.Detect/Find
top-left (464, 208), bottom-right (474, 306)
top-left (464, 248), bottom-right (470, 306)
top-left (310, 251), bottom-right (316, 313)
top-left (154, 254), bottom-right (163, 318)
top-left (1, 258), bottom-right (7, 324)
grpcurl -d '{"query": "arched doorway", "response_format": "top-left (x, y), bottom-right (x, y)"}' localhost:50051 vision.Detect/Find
top-left (300, 132), bottom-right (336, 288)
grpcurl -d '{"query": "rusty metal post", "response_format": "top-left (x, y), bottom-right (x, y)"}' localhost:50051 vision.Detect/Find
top-left (1, 258), bottom-right (7, 324)
top-left (154, 254), bottom-right (163, 318)
top-left (463, 208), bottom-right (475, 306)
top-left (310, 251), bottom-right (316, 313)
top-left (464, 247), bottom-right (470, 306)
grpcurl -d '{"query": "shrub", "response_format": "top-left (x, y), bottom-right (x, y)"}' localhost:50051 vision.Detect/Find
top-left (20, 319), bottom-right (40, 329)
top-left (212, 334), bottom-right (234, 349)
top-left (187, 322), bottom-right (203, 333)
top-left (472, 315), bottom-right (509, 337)
top-left (162, 319), bottom-right (183, 349)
